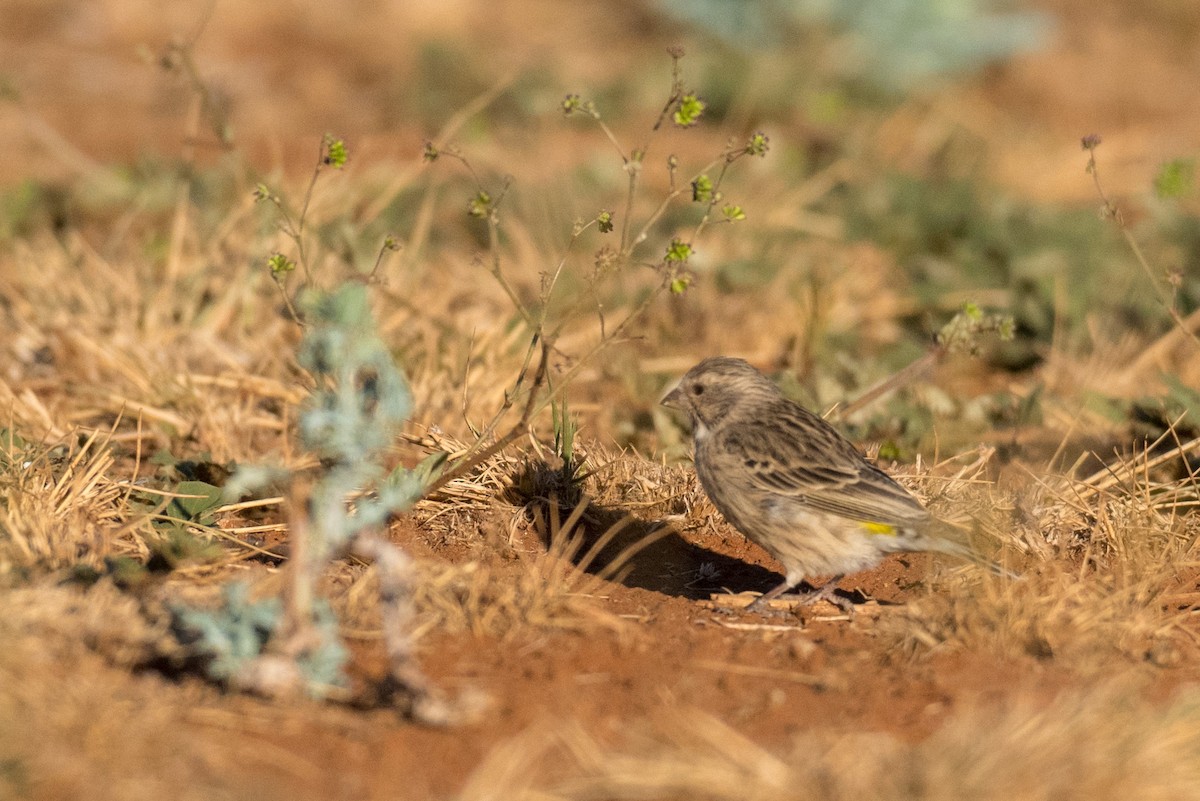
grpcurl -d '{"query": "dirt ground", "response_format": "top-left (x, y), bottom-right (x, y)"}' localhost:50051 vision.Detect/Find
top-left (3, 1), bottom-right (1200, 799)
top-left (0, 508), bottom-right (1107, 801)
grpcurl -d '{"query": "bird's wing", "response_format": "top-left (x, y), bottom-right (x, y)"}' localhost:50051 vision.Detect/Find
top-left (714, 413), bottom-right (930, 526)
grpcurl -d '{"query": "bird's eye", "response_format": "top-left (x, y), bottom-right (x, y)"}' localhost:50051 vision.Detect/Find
top-left (691, 384), bottom-right (704, 396)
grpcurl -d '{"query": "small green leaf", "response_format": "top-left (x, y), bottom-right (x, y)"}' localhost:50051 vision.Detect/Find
top-left (104, 556), bottom-right (152, 589)
top-left (744, 131), bottom-right (770, 157)
top-left (937, 302), bottom-right (1016, 355)
top-left (267, 253), bottom-right (295, 276)
top-left (670, 276), bottom-right (691, 295)
top-left (552, 396), bottom-right (577, 473)
top-left (1154, 159), bottom-right (1194, 199)
top-left (322, 135), bottom-right (348, 168)
top-left (0, 428), bottom-right (27, 452)
top-left (597, 210), bottom-right (614, 233)
top-left (673, 93), bottom-right (706, 127)
top-left (167, 481), bottom-right (225, 525)
top-left (0, 428), bottom-right (31, 469)
top-left (691, 174), bottom-right (714, 203)
top-left (721, 204), bottom-right (745, 221)
top-left (377, 452), bottom-right (446, 511)
top-left (153, 527), bottom-right (225, 567)
top-left (664, 238), bottom-right (692, 263)
top-left (413, 450), bottom-right (449, 488)
top-left (877, 441), bottom-right (902, 462)
top-left (468, 191), bottom-right (492, 218)
top-left (561, 94), bottom-right (597, 118)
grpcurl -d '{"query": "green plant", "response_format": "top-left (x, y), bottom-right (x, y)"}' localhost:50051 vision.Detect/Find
top-left (171, 582), bottom-right (345, 692)
top-left (1083, 135), bottom-right (1200, 354)
top-left (253, 134), bottom-right (399, 324)
top-left (832, 302), bottom-right (1015, 424)
top-left (421, 49), bottom-right (769, 492)
top-left (172, 284), bottom-right (450, 720)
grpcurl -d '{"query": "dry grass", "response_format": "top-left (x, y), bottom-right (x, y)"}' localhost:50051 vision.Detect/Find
top-left (0, 426), bottom-right (153, 576)
top-left (336, 442), bottom-right (698, 640)
top-left (459, 685), bottom-right (1200, 801)
top-left (410, 516), bottom-right (635, 640)
top-left (878, 439), bottom-right (1200, 664)
top-left (0, 580), bottom-right (347, 801)
top-left (330, 535), bottom-right (632, 643)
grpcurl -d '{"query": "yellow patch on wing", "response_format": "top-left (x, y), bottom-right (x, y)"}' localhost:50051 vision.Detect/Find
top-left (861, 521), bottom-right (897, 536)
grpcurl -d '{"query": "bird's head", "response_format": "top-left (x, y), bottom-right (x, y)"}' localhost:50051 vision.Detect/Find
top-left (662, 357), bottom-right (779, 435)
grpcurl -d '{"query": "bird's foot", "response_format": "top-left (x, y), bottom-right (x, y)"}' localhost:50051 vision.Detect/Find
top-left (745, 576), bottom-right (853, 615)
top-left (791, 580), bottom-right (856, 614)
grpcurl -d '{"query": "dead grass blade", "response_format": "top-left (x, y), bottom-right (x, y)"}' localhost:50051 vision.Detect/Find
top-left (0, 427), bottom-right (152, 574)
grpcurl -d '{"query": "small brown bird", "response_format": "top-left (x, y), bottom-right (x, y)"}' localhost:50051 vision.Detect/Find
top-left (662, 356), bottom-right (1005, 611)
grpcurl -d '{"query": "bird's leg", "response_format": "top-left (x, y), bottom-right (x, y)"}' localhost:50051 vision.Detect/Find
top-left (744, 578), bottom-right (795, 612)
top-left (745, 575), bottom-right (851, 613)
top-left (793, 574), bottom-right (853, 613)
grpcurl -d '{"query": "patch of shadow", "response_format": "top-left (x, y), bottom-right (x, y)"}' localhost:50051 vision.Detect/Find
top-left (505, 458), bottom-right (782, 601)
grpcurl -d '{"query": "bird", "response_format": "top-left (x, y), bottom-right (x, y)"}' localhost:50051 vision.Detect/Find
top-left (661, 356), bottom-right (1007, 612)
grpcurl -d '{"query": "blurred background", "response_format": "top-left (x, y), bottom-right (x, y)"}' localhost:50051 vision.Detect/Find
top-left (1, 0), bottom-right (1198, 191)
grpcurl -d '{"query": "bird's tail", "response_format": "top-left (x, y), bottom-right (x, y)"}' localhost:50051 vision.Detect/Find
top-left (916, 521), bottom-right (1020, 579)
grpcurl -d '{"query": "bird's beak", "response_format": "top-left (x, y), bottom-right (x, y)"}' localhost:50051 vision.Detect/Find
top-left (661, 385), bottom-right (683, 410)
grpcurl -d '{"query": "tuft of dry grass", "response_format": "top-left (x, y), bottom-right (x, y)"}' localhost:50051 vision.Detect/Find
top-left (0, 579), bottom-right (330, 801)
top-left (0, 426), bottom-right (153, 576)
top-left (323, 437), bottom-right (703, 643)
top-left (0, 580), bottom-right (166, 667)
top-left (411, 519), bottom-right (634, 640)
top-left (891, 561), bottom-right (1193, 666)
top-left (459, 685), bottom-right (1200, 801)
top-left (884, 441), bottom-right (1200, 665)
top-left (329, 540), bottom-right (631, 643)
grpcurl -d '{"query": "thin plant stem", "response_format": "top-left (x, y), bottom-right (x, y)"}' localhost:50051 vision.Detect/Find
top-left (1084, 138), bottom-right (1200, 352)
